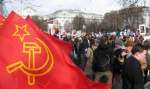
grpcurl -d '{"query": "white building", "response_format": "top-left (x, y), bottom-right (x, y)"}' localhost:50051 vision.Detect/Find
top-left (45, 9), bottom-right (103, 34)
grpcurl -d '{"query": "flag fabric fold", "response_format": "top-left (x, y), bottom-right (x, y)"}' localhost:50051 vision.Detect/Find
top-left (26, 16), bottom-right (73, 56)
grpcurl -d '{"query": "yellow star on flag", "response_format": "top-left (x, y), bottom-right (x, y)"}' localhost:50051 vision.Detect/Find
top-left (13, 24), bottom-right (30, 42)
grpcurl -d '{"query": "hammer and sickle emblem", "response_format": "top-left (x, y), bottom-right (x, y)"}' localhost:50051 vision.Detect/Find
top-left (6, 38), bottom-right (54, 86)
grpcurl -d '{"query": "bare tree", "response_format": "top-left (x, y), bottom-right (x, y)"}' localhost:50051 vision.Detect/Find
top-left (64, 20), bottom-right (73, 32)
top-left (101, 11), bottom-right (124, 32)
top-left (72, 15), bottom-right (85, 31)
top-left (119, 6), bottom-right (144, 31)
top-left (118, 0), bottom-right (141, 7)
top-left (31, 16), bottom-right (48, 32)
top-left (86, 20), bottom-right (100, 32)
top-left (117, 0), bottom-right (146, 31)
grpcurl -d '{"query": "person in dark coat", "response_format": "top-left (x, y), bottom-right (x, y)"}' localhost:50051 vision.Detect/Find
top-left (92, 36), bottom-right (113, 85)
top-left (122, 43), bottom-right (147, 89)
top-left (79, 36), bottom-right (89, 70)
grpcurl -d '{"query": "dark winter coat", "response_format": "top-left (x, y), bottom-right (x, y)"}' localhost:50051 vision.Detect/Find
top-left (122, 56), bottom-right (144, 89)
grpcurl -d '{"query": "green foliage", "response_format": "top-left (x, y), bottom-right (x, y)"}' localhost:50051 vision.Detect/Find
top-left (101, 11), bottom-right (124, 32)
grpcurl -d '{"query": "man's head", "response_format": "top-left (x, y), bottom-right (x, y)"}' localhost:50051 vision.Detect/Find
top-left (132, 43), bottom-right (147, 62)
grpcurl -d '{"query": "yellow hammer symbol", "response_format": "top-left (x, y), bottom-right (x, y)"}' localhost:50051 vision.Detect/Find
top-left (23, 42), bottom-right (41, 85)
top-left (6, 38), bottom-right (54, 86)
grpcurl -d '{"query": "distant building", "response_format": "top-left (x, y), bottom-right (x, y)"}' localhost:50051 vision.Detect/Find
top-left (44, 9), bottom-right (103, 34)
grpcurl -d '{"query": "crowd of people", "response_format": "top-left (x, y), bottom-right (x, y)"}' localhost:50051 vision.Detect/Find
top-left (54, 32), bottom-right (150, 89)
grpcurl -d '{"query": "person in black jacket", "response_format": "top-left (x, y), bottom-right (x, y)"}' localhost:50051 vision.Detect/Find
top-left (79, 36), bottom-right (89, 70)
top-left (92, 36), bottom-right (113, 85)
top-left (122, 43), bottom-right (147, 89)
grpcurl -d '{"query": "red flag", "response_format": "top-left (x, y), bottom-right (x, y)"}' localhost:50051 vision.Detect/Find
top-left (0, 11), bottom-right (110, 89)
top-left (26, 16), bottom-right (74, 65)
top-left (26, 18), bottom-right (110, 89)
top-left (26, 16), bottom-right (73, 55)
top-left (0, 15), bottom-right (5, 28)
top-left (48, 35), bottom-right (73, 55)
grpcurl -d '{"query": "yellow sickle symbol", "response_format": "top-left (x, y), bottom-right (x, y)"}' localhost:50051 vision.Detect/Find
top-left (6, 38), bottom-right (54, 86)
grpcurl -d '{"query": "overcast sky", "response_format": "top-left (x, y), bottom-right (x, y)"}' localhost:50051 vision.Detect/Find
top-left (33, 0), bottom-right (121, 15)
top-left (4, 0), bottom-right (149, 16)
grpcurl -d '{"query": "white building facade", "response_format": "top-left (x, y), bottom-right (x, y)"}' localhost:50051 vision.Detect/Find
top-left (45, 10), bottom-right (103, 34)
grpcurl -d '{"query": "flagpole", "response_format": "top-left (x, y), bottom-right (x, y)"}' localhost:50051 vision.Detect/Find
top-left (19, 0), bottom-right (24, 17)
top-left (21, 0), bottom-right (23, 16)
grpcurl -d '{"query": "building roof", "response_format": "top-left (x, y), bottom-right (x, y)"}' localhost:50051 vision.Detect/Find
top-left (47, 9), bottom-right (103, 19)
